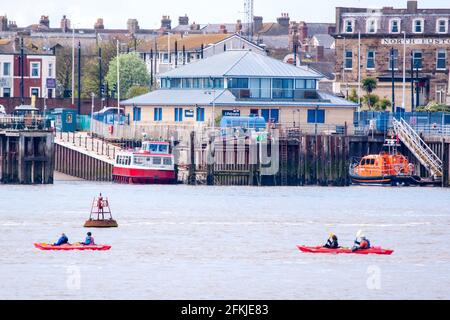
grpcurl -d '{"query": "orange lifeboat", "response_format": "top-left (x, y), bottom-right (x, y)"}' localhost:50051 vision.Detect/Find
top-left (350, 139), bottom-right (418, 186)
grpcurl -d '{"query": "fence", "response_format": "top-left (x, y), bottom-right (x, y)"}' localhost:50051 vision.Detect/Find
top-left (354, 111), bottom-right (450, 137)
top-left (0, 115), bottom-right (47, 130)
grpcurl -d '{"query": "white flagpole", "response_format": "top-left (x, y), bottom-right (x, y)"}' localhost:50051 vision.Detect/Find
top-left (402, 31), bottom-right (406, 110)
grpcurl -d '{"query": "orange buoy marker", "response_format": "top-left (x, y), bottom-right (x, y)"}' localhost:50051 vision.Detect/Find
top-left (84, 193), bottom-right (118, 228)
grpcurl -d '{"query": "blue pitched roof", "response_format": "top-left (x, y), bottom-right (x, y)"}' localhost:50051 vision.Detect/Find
top-left (159, 50), bottom-right (323, 79)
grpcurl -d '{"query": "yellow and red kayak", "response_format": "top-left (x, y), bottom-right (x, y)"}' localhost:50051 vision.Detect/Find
top-left (34, 243), bottom-right (111, 251)
top-left (298, 245), bottom-right (393, 255)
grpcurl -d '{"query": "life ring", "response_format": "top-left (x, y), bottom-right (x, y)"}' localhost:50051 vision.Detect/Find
top-left (108, 125), bottom-right (114, 134)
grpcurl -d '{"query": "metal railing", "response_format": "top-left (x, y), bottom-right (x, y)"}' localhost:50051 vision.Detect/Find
top-left (0, 115), bottom-right (47, 130)
top-left (56, 131), bottom-right (120, 161)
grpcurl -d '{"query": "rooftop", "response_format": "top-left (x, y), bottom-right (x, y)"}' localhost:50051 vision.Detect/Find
top-left (121, 89), bottom-right (357, 108)
top-left (159, 50), bottom-right (324, 79)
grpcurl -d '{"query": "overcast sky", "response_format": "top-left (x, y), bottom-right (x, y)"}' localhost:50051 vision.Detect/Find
top-left (1, 0), bottom-right (448, 29)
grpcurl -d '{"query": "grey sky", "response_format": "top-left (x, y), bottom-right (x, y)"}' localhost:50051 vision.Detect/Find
top-left (2, 0), bottom-right (448, 29)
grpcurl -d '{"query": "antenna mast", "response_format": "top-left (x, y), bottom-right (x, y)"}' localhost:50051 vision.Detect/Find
top-left (244, 0), bottom-right (254, 42)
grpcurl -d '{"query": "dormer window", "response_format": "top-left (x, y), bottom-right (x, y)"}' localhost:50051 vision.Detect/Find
top-left (390, 19), bottom-right (401, 34)
top-left (413, 19), bottom-right (424, 33)
top-left (366, 19), bottom-right (377, 33)
top-left (344, 19), bottom-right (355, 33)
top-left (437, 19), bottom-right (448, 34)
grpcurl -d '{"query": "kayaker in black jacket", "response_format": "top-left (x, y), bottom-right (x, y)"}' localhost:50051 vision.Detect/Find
top-left (324, 233), bottom-right (339, 249)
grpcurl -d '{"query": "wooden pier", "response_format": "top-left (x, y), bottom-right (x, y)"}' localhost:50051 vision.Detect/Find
top-left (0, 130), bottom-right (54, 184)
top-left (185, 132), bottom-right (450, 187)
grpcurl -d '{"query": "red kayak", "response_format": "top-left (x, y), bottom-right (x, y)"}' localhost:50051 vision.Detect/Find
top-left (298, 245), bottom-right (394, 255)
top-left (34, 243), bottom-right (111, 251)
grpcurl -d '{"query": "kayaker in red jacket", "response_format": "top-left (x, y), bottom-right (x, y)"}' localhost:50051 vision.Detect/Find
top-left (352, 230), bottom-right (371, 251)
top-left (324, 233), bottom-right (339, 249)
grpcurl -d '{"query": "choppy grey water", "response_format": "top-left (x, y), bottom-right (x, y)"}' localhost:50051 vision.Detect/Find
top-left (0, 181), bottom-right (449, 300)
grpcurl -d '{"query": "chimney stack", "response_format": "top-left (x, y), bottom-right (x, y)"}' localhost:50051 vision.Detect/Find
top-left (236, 19), bottom-right (243, 34)
top-left (0, 15), bottom-right (8, 31)
top-left (407, 0), bottom-right (418, 13)
top-left (179, 15), bottom-right (189, 26)
top-left (219, 24), bottom-right (228, 34)
top-left (94, 18), bottom-right (105, 30)
top-left (127, 19), bottom-right (140, 33)
top-left (39, 15), bottom-right (50, 28)
top-left (277, 13), bottom-right (290, 28)
top-left (253, 16), bottom-right (263, 33)
top-left (161, 15), bottom-right (172, 30)
top-left (190, 22), bottom-right (200, 31)
top-left (60, 15), bottom-right (71, 32)
top-left (298, 21), bottom-right (308, 43)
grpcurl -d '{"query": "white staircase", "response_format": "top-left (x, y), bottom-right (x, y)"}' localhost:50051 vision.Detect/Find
top-left (392, 118), bottom-right (443, 178)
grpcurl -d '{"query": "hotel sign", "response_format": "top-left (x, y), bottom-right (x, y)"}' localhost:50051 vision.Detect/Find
top-left (382, 38), bottom-right (450, 46)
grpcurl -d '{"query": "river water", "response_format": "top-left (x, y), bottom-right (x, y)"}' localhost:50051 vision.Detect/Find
top-left (0, 181), bottom-right (449, 300)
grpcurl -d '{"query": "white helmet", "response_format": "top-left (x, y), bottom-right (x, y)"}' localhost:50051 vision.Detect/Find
top-left (356, 230), bottom-right (364, 238)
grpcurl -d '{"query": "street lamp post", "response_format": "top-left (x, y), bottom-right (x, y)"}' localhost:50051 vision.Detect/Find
top-left (402, 31), bottom-right (407, 110)
top-left (91, 92), bottom-right (95, 136)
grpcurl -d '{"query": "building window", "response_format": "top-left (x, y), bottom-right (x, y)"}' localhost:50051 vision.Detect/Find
top-left (305, 79), bottom-right (316, 89)
top-left (413, 19), bottom-right (424, 33)
top-left (31, 88), bottom-right (40, 97)
top-left (133, 107), bottom-right (141, 122)
top-left (213, 78), bottom-right (224, 88)
top-left (3, 62), bottom-right (11, 76)
top-left (31, 62), bottom-right (40, 78)
top-left (437, 19), bottom-right (448, 34)
top-left (174, 108), bottom-right (183, 122)
top-left (48, 63), bottom-right (53, 77)
top-left (366, 19), bottom-right (377, 33)
top-left (437, 50), bottom-right (447, 70)
top-left (47, 89), bottom-right (53, 99)
top-left (366, 50), bottom-right (375, 69)
top-left (344, 19), bottom-right (354, 33)
top-left (307, 109), bottom-right (325, 124)
top-left (2, 88), bottom-right (11, 98)
top-left (196, 107), bottom-right (205, 122)
top-left (182, 78), bottom-right (193, 88)
top-left (228, 78), bottom-right (249, 89)
top-left (272, 79), bottom-right (293, 99)
top-left (390, 19), bottom-right (401, 33)
top-left (154, 107), bottom-right (163, 121)
top-left (345, 50), bottom-right (353, 69)
top-left (193, 78), bottom-right (201, 88)
top-left (413, 51), bottom-right (423, 69)
top-left (170, 78), bottom-right (181, 88)
top-left (389, 49), bottom-right (399, 70)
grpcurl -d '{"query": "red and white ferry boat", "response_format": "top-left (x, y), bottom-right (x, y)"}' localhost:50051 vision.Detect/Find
top-left (112, 141), bottom-right (176, 184)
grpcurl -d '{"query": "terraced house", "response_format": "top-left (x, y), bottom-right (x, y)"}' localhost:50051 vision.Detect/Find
top-left (333, 0), bottom-right (450, 110)
top-left (121, 50), bottom-right (357, 133)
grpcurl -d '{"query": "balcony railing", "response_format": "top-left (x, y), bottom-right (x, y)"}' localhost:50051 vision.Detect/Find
top-left (229, 88), bottom-right (328, 102)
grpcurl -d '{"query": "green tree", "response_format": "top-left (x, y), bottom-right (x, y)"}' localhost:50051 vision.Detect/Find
top-left (127, 86), bottom-right (150, 99)
top-left (106, 53), bottom-right (150, 100)
top-left (373, 97), bottom-right (392, 111)
top-left (416, 102), bottom-right (450, 112)
top-left (363, 94), bottom-right (380, 109)
top-left (362, 77), bottom-right (378, 109)
top-left (348, 88), bottom-right (359, 104)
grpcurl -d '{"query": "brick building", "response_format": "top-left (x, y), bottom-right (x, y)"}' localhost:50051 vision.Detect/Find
top-left (334, 0), bottom-right (450, 111)
top-left (0, 38), bottom-right (56, 99)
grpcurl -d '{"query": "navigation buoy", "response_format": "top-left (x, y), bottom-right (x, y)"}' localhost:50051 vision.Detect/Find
top-left (84, 193), bottom-right (118, 228)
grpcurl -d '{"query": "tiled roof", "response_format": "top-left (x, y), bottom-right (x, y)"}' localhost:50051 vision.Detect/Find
top-left (137, 33), bottom-right (232, 52)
